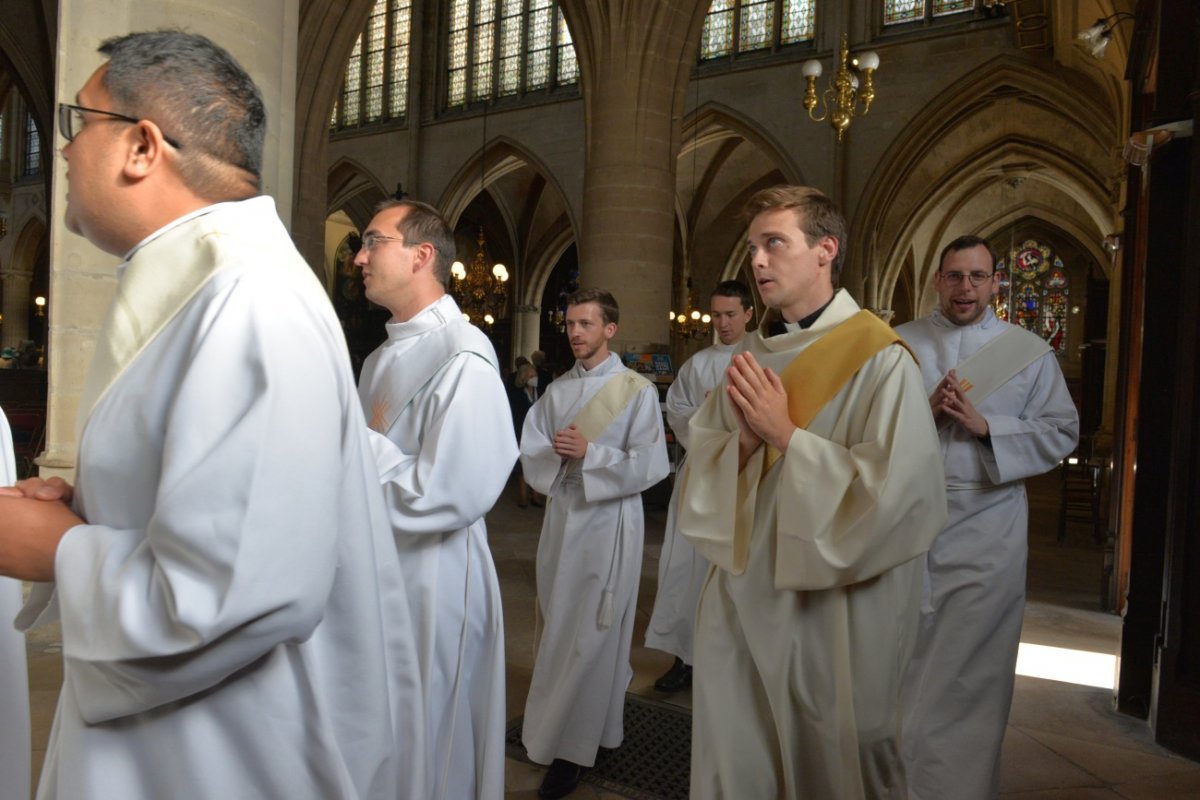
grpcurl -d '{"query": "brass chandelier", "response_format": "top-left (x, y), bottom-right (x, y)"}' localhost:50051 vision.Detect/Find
top-left (670, 279), bottom-right (711, 340)
top-left (451, 228), bottom-right (509, 326)
top-left (801, 33), bottom-right (880, 142)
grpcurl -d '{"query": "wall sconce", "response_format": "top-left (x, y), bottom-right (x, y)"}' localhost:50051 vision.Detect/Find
top-left (1076, 12), bottom-right (1134, 59)
top-left (802, 34), bottom-right (879, 142)
top-left (34, 296), bottom-right (46, 317)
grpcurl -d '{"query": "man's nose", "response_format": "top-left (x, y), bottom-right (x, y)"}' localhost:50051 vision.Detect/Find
top-left (353, 247), bottom-right (369, 266)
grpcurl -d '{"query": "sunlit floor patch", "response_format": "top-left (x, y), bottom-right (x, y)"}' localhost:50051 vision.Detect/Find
top-left (1016, 642), bottom-right (1116, 689)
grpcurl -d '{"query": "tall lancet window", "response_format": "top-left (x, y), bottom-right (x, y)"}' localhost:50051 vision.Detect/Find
top-left (700, 0), bottom-right (815, 61)
top-left (446, 0), bottom-right (578, 109)
top-left (331, 0), bottom-right (412, 130)
top-left (992, 238), bottom-right (1070, 354)
top-left (22, 113), bottom-right (40, 178)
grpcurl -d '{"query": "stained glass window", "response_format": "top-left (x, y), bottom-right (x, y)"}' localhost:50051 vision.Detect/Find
top-left (334, 0), bottom-right (412, 130)
top-left (22, 113), bottom-right (40, 178)
top-left (992, 238), bottom-right (1070, 354)
top-left (701, 0), bottom-right (814, 61)
top-left (446, 0), bottom-right (578, 109)
top-left (885, 0), bottom-right (976, 26)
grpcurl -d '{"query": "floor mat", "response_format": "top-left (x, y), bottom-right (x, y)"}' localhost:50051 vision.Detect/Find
top-left (505, 693), bottom-right (691, 800)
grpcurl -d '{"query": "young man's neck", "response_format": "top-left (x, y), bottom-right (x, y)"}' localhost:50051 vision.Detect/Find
top-left (779, 287), bottom-right (835, 325)
top-left (580, 347), bottom-right (610, 371)
top-left (387, 286), bottom-right (445, 324)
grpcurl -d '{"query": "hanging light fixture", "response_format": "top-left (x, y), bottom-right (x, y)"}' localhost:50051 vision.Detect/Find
top-left (1076, 12), bottom-right (1134, 59)
top-left (670, 278), bottom-right (711, 340)
top-left (801, 33), bottom-right (879, 142)
top-left (450, 96), bottom-right (509, 327)
top-left (451, 228), bottom-right (509, 326)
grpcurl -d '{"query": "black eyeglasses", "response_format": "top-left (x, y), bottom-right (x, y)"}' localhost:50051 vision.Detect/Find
top-left (939, 271), bottom-right (995, 287)
top-left (58, 103), bottom-right (183, 150)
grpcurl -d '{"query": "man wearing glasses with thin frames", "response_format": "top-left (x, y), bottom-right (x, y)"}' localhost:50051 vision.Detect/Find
top-left (0, 30), bottom-right (423, 800)
top-left (897, 235), bottom-right (1078, 800)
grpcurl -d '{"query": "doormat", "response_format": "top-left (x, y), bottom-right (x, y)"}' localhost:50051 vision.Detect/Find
top-left (505, 693), bottom-right (691, 800)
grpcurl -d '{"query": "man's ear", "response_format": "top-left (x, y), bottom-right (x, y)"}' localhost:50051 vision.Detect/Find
top-left (121, 120), bottom-right (169, 180)
top-left (818, 235), bottom-right (839, 269)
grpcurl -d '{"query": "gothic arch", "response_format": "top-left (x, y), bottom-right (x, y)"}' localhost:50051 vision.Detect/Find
top-left (674, 102), bottom-right (800, 308)
top-left (856, 55), bottom-right (1120, 313)
top-left (327, 156), bottom-right (389, 232)
top-left (293, 0), bottom-right (381, 271)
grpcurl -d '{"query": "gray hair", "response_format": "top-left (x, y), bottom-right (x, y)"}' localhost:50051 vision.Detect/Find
top-left (99, 30), bottom-right (266, 199)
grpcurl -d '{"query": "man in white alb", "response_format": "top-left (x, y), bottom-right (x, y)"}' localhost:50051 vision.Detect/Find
top-left (679, 185), bottom-right (947, 798)
top-left (897, 234), bottom-right (1078, 800)
top-left (520, 288), bottom-right (670, 799)
top-left (645, 279), bottom-right (754, 693)
top-left (354, 199), bottom-right (518, 800)
top-left (0, 31), bottom-right (422, 800)
top-left (0, 404), bottom-right (30, 800)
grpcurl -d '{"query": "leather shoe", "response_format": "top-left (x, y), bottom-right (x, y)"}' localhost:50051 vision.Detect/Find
top-left (538, 759), bottom-right (583, 799)
top-left (654, 657), bottom-right (692, 693)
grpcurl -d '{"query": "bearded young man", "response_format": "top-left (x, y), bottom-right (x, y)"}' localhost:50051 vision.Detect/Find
top-left (519, 288), bottom-right (669, 799)
top-left (897, 234), bottom-right (1078, 800)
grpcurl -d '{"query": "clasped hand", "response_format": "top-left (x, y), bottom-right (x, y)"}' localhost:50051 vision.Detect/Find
top-left (552, 424), bottom-right (588, 460)
top-left (0, 477), bottom-right (82, 582)
top-left (931, 369), bottom-right (989, 438)
top-left (726, 352), bottom-right (795, 455)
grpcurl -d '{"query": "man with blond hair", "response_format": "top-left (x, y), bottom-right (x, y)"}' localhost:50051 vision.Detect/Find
top-left (679, 185), bottom-right (947, 798)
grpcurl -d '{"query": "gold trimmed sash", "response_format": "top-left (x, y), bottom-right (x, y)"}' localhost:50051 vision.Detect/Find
top-left (940, 325), bottom-right (1051, 411)
top-left (763, 310), bottom-right (912, 474)
top-left (573, 369), bottom-right (654, 442)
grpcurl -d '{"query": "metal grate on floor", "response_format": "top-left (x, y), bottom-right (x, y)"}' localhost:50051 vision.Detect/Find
top-left (506, 693), bottom-right (691, 800)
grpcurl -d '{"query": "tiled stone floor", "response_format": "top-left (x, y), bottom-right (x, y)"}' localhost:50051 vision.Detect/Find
top-left (21, 473), bottom-right (1200, 799)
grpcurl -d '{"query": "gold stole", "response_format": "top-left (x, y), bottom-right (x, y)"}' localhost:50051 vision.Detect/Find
top-left (762, 310), bottom-right (913, 474)
top-left (939, 325), bottom-right (1051, 410)
top-left (572, 369), bottom-right (654, 442)
top-left (76, 214), bottom-right (232, 440)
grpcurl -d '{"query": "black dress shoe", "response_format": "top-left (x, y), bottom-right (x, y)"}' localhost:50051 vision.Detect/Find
top-left (654, 656), bottom-right (693, 693)
top-left (538, 759), bottom-right (583, 799)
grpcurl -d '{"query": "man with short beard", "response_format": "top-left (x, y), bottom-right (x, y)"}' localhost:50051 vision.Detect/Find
top-left (519, 288), bottom-right (669, 799)
top-left (897, 234), bottom-right (1078, 800)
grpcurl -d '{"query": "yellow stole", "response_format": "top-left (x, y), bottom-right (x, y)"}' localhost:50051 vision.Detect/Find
top-left (762, 310), bottom-right (913, 474)
top-left (572, 369), bottom-right (654, 442)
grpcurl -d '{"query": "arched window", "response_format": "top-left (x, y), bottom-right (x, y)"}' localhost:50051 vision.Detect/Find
top-left (992, 238), bottom-right (1069, 354)
top-left (22, 113), bottom-right (40, 178)
top-left (883, 0), bottom-right (976, 26)
top-left (331, 0), bottom-right (412, 130)
top-left (700, 0), bottom-right (815, 61)
top-left (446, 0), bottom-right (579, 109)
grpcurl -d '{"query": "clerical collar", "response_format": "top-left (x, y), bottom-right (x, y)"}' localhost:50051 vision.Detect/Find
top-left (766, 295), bottom-right (835, 336)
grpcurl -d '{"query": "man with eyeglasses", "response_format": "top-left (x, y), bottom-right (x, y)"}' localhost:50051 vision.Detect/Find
top-left (897, 234), bottom-right (1078, 800)
top-left (0, 31), bottom-right (424, 800)
top-left (354, 199), bottom-right (518, 800)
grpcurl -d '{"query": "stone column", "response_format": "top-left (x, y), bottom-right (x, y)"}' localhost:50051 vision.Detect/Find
top-left (41, 0), bottom-right (299, 480)
top-left (0, 269), bottom-right (32, 349)
top-left (512, 304), bottom-right (542, 366)
top-left (562, 0), bottom-right (705, 354)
